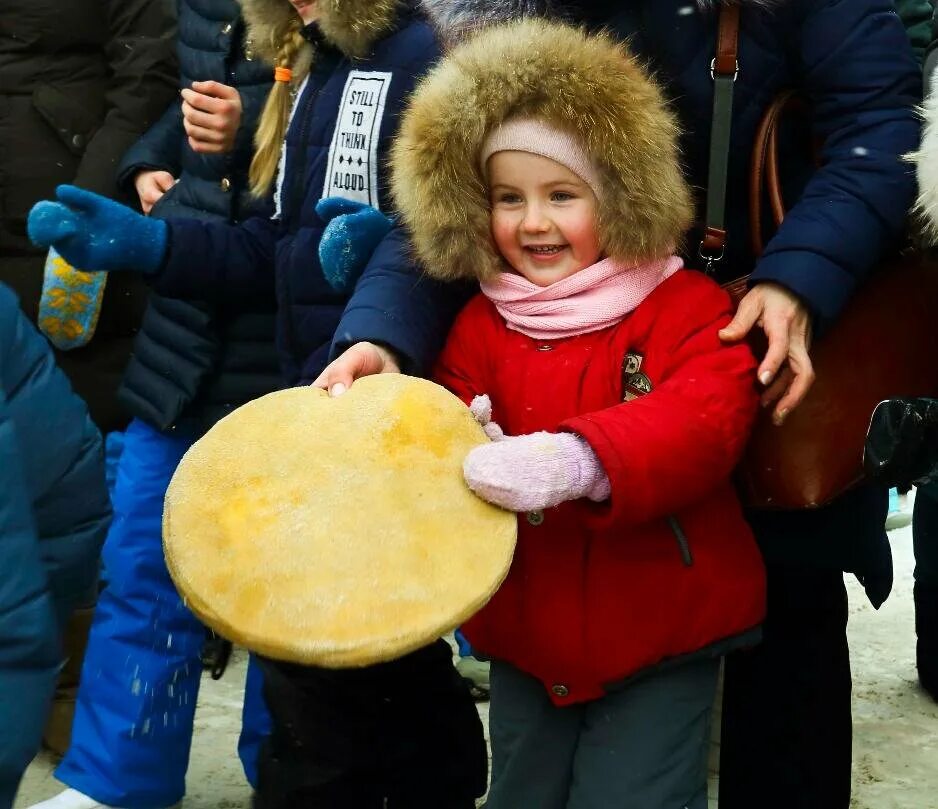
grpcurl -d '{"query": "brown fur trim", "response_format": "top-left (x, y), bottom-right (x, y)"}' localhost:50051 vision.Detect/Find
top-left (391, 19), bottom-right (693, 282)
top-left (239, 0), bottom-right (405, 65)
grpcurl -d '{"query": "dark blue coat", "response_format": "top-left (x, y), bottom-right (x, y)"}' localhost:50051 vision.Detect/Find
top-left (565, 0), bottom-right (920, 601)
top-left (564, 0), bottom-right (921, 330)
top-left (0, 283), bottom-right (110, 804)
top-left (156, 7), bottom-right (465, 384)
top-left (115, 0), bottom-right (280, 433)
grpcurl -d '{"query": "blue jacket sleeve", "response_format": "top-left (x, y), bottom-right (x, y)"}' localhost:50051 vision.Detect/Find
top-left (156, 214), bottom-right (279, 300)
top-left (329, 226), bottom-right (474, 377)
top-left (0, 390), bottom-right (60, 808)
top-left (117, 102), bottom-right (184, 194)
top-left (750, 0), bottom-right (922, 331)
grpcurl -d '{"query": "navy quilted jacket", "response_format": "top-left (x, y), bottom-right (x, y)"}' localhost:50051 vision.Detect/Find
top-left (114, 0), bottom-right (280, 433)
top-left (155, 5), bottom-right (465, 385)
top-left (564, 0), bottom-right (922, 332)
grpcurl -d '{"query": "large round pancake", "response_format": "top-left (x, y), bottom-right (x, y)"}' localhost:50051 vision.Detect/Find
top-left (163, 375), bottom-right (516, 667)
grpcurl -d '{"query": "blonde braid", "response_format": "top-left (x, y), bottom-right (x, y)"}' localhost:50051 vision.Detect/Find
top-left (249, 19), bottom-right (308, 197)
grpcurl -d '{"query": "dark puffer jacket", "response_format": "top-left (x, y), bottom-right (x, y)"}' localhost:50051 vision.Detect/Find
top-left (0, 0), bottom-right (178, 432)
top-left (156, 1), bottom-right (466, 385)
top-left (115, 0), bottom-right (280, 433)
top-left (0, 282), bottom-right (110, 805)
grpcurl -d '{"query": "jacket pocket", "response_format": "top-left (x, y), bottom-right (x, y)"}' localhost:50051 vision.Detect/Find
top-left (667, 516), bottom-right (693, 567)
top-left (32, 84), bottom-right (103, 156)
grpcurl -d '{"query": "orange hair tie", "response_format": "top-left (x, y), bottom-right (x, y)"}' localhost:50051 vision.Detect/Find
top-left (274, 66), bottom-right (293, 83)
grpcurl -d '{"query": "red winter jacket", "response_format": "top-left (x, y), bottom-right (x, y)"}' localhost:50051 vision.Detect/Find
top-left (434, 270), bottom-right (767, 705)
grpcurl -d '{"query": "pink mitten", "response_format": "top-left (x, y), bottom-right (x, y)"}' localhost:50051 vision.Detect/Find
top-left (469, 394), bottom-right (505, 441)
top-left (463, 431), bottom-right (611, 512)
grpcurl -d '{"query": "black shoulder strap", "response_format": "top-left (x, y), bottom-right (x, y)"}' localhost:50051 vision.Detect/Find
top-left (699, 4), bottom-right (740, 275)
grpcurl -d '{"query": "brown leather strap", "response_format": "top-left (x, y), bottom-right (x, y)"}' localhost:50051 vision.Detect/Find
top-left (749, 90), bottom-right (800, 256)
top-left (714, 4), bottom-right (740, 77)
top-left (701, 226), bottom-right (727, 254)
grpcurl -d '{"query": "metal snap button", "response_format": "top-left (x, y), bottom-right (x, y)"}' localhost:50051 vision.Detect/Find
top-left (527, 510), bottom-right (544, 526)
top-left (222, 22), bottom-right (233, 35)
top-left (551, 684), bottom-right (569, 697)
top-left (220, 177), bottom-right (231, 192)
top-left (536, 344), bottom-right (553, 352)
top-left (71, 133), bottom-right (85, 149)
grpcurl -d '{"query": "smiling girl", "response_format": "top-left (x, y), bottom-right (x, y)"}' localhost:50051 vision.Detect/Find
top-left (391, 20), bottom-right (767, 809)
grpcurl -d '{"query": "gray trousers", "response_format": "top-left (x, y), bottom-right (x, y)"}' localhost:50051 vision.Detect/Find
top-left (486, 657), bottom-right (720, 809)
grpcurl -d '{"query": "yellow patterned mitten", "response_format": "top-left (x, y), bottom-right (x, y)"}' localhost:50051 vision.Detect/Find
top-left (38, 248), bottom-right (107, 350)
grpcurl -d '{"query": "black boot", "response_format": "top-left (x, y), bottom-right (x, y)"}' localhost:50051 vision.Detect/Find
top-left (915, 582), bottom-right (938, 702)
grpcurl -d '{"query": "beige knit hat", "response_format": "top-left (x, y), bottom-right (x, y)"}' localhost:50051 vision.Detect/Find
top-left (479, 117), bottom-right (603, 199)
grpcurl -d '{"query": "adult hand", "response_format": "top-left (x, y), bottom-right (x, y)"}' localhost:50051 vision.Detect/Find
top-left (718, 281), bottom-right (814, 426)
top-left (312, 341), bottom-right (401, 397)
top-left (181, 81), bottom-right (242, 155)
top-left (27, 185), bottom-right (168, 275)
top-left (134, 170), bottom-right (175, 215)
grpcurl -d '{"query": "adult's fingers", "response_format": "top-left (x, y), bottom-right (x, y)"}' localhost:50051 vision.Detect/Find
top-left (182, 118), bottom-right (225, 144)
top-left (771, 345), bottom-right (815, 425)
top-left (756, 314), bottom-right (791, 386)
top-left (191, 80), bottom-right (239, 100)
top-left (180, 87), bottom-right (224, 114)
top-left (718, 293), bottom-right (760, 343)
top-left (181, 100), bottom-right (220, 131)
top-left (760, 366), bottom-right (792, 409)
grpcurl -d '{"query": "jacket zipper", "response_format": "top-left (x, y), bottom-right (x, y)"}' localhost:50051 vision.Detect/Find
top-left (287, 72), bottom-right (327, 233)
top-left (668, 516), bottom-right (693, 567)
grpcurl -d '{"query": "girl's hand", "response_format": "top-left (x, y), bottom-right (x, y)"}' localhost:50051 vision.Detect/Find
top-left (134, 170), bottom-right (175, 215)
top-left (312, 341), bottom-right (401, 397)
top-left (463, 431), bottom-right (610, 512)
top-left (181, 81), bottom-right (242, 155)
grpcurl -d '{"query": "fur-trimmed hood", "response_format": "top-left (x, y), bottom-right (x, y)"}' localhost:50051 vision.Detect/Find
top-left (390, 19), bottom-right (693, 282)
top-left (418, 0), bottom-right (781, 47)
top-left (911, 90), bottom-right (938, 245)
top-left (239, 0), bottom-right (406, 67)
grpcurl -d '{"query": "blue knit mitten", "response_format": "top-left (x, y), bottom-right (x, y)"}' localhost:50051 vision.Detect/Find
top-left (316, 197), bottom-right (394, 292)
top-left (28, 185), bottom-right (168, 275)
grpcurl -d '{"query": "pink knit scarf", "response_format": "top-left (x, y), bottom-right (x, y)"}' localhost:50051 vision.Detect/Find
top-left (480, 255), bottom-right (683, 339)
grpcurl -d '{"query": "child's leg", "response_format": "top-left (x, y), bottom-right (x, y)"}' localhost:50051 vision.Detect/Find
top-left (254, 640), bottom-right (486, 809)
top-left (567, 658), bottom-right (720, 809)
top-left (55, 419), bottom-right (205, 809)
top-left (485, 661), bottom-right (583, 809)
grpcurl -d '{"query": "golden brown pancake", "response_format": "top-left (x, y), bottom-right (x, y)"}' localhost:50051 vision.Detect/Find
top-left (163, 375), bottom-right (516, 667)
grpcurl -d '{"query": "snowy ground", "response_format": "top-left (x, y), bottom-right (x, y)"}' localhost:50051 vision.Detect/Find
top-left (15, 511), bottom-right (938, 808)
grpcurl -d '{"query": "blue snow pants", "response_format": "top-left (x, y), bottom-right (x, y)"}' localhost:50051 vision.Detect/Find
top-left (56, 419), bottom-right (271, 809)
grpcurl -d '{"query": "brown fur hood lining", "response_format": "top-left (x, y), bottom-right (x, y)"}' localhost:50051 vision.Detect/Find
top-left (419, 0), bottom-right (782, 47)
top-left (390, 19), bottom-right (693, 283)
top-left (238, 0), bottom-right (405, 65)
